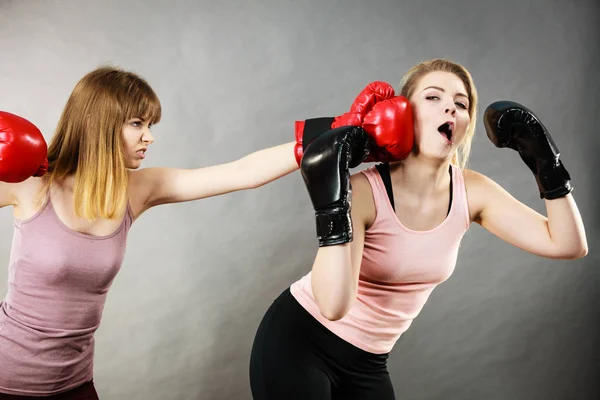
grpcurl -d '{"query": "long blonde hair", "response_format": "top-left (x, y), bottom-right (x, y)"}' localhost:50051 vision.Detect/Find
top-left (399, 59), bottom-right (478, 169)
top-left (42, 66), bottom-right (161, 220)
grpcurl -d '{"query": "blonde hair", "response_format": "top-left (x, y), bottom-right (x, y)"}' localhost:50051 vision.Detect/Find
top-left (399, 58), bottom-right (478, 169)
top-left (42, 66), bottom-right (161, 220)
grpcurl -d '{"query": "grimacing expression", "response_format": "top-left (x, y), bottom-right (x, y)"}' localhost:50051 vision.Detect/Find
top-left (409, 71), bottom-right (471, 161)
top-left (121, 118), bottom-right (154, 169)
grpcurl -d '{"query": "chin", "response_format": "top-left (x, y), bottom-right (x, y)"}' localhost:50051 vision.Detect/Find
top-left (125, 161), bottom-right (142, 170)
top-left (414, 142), bottom-right (455, 162)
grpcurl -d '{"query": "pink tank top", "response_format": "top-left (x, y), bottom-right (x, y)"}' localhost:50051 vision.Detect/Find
top-left (0, 195), bottom-right (132, 396)
top-left (291, 164), bottom-right (470, 354)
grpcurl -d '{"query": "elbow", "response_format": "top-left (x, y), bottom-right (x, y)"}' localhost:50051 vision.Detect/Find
top-left (316, 296), bottom-right (354, 321)
top-left (559, 244), bottom-right (588, 260)
top-left (574, 244), bottom-right (589, 259)
top-left (319, 305), bottom-right (350, 321)
top-left (248, 180), bottom-right (266, 190)
top-left (313, 289), bottom-right (355, 321)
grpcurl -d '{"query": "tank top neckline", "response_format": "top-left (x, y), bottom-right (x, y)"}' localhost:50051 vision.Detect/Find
top-left (15, 194), bottom-right (132, 240)
top-left (368, 164), bottom-right (460, 235)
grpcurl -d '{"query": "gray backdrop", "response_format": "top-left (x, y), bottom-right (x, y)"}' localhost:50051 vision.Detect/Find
top-left (0, 0), bottom-right (598, 399)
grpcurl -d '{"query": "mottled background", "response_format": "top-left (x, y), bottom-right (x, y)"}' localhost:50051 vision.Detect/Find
top-left (1, 0), bottom-right (598, 398)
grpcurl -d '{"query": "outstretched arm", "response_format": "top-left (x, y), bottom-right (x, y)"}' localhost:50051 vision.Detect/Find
top-left (135, 142), bottom-right (298, 210)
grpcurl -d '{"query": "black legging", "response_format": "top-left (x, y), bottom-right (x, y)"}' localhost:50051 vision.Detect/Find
top-left (0, 381), bottom-right (98, 400)
top-left (249, 288), bottom-right (396, 400)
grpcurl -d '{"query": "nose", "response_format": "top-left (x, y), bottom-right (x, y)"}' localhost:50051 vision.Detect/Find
top-left (444, 99), bottom-right (457, 115)
top-left (142, 127), bottom-right (155, 145)
top-left (445, 97), bottom-right (456, 116)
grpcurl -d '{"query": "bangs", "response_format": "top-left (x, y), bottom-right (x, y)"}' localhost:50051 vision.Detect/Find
top-left (121, 78), bottom-right (162, 125)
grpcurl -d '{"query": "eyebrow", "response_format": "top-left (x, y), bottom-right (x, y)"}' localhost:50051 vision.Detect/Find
top-left (423, 86), bottom-right (469, 100)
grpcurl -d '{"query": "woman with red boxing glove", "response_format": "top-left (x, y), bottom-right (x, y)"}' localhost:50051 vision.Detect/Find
top-left (249, 58), bottom-right (588, 400)
top-left (0, 66), bottom-right (298, 399)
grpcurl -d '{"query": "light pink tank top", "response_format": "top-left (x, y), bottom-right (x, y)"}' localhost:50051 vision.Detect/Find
top-left (0, 195), bottom-right (132, 396)
top-left (291, 164), bottom-right (470, 354)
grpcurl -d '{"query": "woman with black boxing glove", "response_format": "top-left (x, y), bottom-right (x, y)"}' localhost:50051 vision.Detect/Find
top-left (249, 58), bottom-right (588, 400)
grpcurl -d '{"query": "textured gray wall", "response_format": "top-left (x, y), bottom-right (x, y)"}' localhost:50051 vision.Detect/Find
top-left (0, 0), bottom-right (598, 399)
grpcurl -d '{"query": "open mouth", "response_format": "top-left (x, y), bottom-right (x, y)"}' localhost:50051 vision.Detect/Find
top-left (438, 122), bottom-right (454, 143)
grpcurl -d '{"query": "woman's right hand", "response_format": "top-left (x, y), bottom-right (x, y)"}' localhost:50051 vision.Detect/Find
top-left (0, 111), bottom-right (48, 208)
top-left (300, 125), bottom-right (371, 247)
top-left (0, 111), bottom-right (48, 184)
top-left (309, 172), bottom-right (374, 321)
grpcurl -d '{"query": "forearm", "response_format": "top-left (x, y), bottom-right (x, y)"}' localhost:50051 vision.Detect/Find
top-left (236, 142), bottom-right (298, 188)
top-left (311, 243), bottom-right (358, 321)
top-left (545, 193), bottom-right (588, 258)
top-left (299, 126), bottom-right (371, 320)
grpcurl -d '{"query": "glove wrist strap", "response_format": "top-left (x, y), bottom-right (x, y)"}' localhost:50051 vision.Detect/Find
top-left (536, 160), bottom-right (573, 199)
top-left (315, 207), bottom-right (353, 247)
top-left (302, 117), bottom-right (336, 151)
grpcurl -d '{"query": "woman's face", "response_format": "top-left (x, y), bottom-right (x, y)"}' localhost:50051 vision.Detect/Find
top-left (409, 71), bottom-right (471, 162)
top-left (121, 117), bottom-right (154, 169)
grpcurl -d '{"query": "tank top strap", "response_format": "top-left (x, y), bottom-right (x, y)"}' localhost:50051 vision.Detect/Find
top-left (449, 164), bottom-right (471, 231)
top-left (359, 165), bottom-right (396, 222)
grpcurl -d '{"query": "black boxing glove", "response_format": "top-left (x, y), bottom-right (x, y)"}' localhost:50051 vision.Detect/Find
top-left (300, 125), bottom-right (371, 246)
top-left (484, 100), bottom-right (573, 199)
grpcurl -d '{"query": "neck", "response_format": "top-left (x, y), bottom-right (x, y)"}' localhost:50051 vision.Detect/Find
top-left (53, 174), bottom-right (77, 192)
top-left (390, 154), bottom-right (452, 198)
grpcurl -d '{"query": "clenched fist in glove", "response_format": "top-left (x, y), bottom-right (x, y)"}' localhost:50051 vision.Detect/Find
top-left (484, 101), bottom-right (572, 200)
top-left (300, 125), bottom-right (371, 247)
top-left (294, 81), bottom-right (414, 167)
top-left (0, 111), bottom-right (48, 183)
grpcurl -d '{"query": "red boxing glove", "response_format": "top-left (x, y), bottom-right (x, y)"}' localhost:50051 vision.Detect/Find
top-left (294, 81), bottom-right (414, 166)
top-left (0, 111), bottom-right (48, 183)
top-left (294, 120), bottom-right (305, 166)
top-left (331, 81), bottom-right (396, 127)
top-left (360, 95), bottom-right (414, 162)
